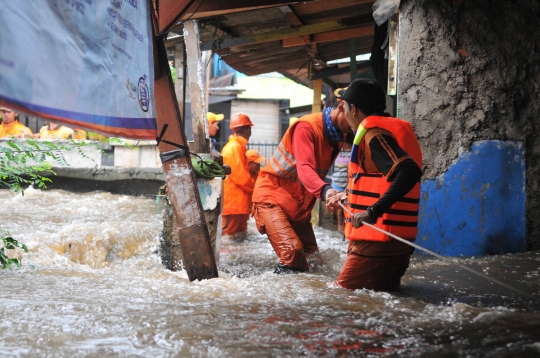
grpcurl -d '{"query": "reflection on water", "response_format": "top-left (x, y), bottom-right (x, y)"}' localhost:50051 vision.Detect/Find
top-left (1, 188), bottom-right (539, 357)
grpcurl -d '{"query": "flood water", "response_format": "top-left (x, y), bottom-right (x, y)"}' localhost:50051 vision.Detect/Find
top-left (1, 188), bottom-right (540, 357)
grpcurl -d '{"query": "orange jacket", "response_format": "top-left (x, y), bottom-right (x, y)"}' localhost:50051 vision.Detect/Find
top-left (345, 116), bottom-right (422, 242)
top-left (0, 121), bottom-right (33, 138)
top-left (221, 135), bottom-right (255, 215)
top-left (252, 112), bottom-right (339, 223)
top-left (39, 125), bottom-right (73, 139)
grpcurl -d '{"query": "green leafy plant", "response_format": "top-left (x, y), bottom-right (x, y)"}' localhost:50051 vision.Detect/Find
top-left (0, 231), bottom-right (28, 269)
top-left (0, 136), bottom-right (132, 194)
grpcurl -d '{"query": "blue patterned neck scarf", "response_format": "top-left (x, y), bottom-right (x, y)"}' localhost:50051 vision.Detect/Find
top-left (323, 107), bottom-right (344, 142)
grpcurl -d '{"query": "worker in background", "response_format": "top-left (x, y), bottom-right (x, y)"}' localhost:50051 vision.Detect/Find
top-left (169, 60), bottom-right (176, 84)
top-left (0, 107), bottom-right (33, 138)
top-left (221, 113), bottom-right (256, 239)
top-left (326, 78), bottom-right (423, 292)
top-left (207, 112), bottom-right (224, 151)
top-left (72, 128), bottom-right (87, 140)
top-left (252, 99), bottom-right (351, 274)
top-left (38, 122), bottom-right (74, 139)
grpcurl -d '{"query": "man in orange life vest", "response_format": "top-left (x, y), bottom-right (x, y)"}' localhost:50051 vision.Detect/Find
top-left (252, 100), bottom-right (351, 274)
top-left (327, 78), bottom-right (423, 291)
top-left (221, 113), bottom-right (256, 238)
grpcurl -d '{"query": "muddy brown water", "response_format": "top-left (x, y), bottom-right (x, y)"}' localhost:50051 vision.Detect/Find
top-left (1, 188), bottom-right (539, 357)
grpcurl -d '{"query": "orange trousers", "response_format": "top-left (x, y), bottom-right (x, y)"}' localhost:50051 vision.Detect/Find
top-left (335, 250), bottom-right (410, 291)
top-left (253, 203), bottom-right (317, 271)
top-left (222, 214), bottom-right (249, 236)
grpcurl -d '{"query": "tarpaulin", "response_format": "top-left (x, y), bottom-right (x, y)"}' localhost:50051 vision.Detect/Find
top-left (0, 0), bottom-right (156, 139)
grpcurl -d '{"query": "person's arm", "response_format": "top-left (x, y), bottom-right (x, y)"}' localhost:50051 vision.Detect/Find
top-left (365, 131), bottom-right (422, 218)
top-left (225, 144), bottom-right (255, 193)
top-left (291, 123), bottom-right (336, 201)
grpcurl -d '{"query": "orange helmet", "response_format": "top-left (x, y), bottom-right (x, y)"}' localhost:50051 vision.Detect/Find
top-left (229, 112), bottom-right (254, 129)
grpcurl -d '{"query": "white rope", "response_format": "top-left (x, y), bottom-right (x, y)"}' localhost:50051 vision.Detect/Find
top-left (338, 202), bottom-right (536, 300)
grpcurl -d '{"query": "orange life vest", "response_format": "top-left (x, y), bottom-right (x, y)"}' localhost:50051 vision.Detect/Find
top-left (252, 112), bottom-right (340, 223)
top-left (345, 116), bottom-right (422, 242)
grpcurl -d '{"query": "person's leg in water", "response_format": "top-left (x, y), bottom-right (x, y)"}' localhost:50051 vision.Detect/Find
top-left (253, 203), bottom-right (317, 273)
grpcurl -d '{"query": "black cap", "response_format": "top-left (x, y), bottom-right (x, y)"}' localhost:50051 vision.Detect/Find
top-left (340, 78), bottom-right (386, 116)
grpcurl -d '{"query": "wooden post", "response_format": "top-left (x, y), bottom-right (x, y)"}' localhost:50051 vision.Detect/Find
top-left (204, 50), bottom-right (212, 117)
top-left (154, 36), bottom-right (218, 281)
top-left (312, 78), bottom-right (322, 113)
top-left (387, 12), bottom-right (399, 96)
top-left (311, 78), bottom-right (323, 227)
top-left (349, 37), bottom-right (357, 81)
top-left (184, 20), bottom-right (210, 154)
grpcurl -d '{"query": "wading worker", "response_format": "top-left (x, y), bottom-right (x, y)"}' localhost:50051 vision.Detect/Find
top-left (221, 113), bottom-right (256, 238)
top-left (252, 100), bottom-right (351, 274)
top-left (327, 79), bottom-right (422, 291)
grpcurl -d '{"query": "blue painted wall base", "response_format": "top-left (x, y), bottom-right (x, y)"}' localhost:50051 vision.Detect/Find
top-left (418, 140), bottom-right (526, 256)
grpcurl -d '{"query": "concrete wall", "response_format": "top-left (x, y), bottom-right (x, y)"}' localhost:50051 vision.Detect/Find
top-left (398, 0), bottom-right (540, 252)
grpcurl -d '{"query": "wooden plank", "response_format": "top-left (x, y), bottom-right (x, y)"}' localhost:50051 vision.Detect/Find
top-left (158, 0), bottom-right (196, 34)
top-left (312, 26), bottom-right (373, 43)
top-left (153, 37), bottom-right (218, 281)
top-left (180, 0), bottom-right (315, 20)
top-left (281, 26), bottom-right (373, 48)
top-left (293, 0), bottom-right (374, 16)
top-left (235, 15), bottom-right (373, 45)
top-left (183, 20), bottom-right (210, 154)
top-left (282, 35), bottom-right (311, 47)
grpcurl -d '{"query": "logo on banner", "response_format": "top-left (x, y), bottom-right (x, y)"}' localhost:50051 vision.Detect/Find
top-left (138, 75), bottom-right (150, 112)
top-left (125, 79), bottom-right (137, 99)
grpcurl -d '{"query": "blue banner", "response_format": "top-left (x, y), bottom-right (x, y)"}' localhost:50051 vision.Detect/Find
top-left (0, 0), bottom-right (156, 139)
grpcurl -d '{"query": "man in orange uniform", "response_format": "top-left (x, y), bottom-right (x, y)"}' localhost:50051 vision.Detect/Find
top-left (0, 107), bottom-right (33, 138)
top-left (252, 101), bottom-right (351, 274)
top-left (327, 78), bottom-right (423, 291)
top-left (221, 113), bottom-right (256, 238)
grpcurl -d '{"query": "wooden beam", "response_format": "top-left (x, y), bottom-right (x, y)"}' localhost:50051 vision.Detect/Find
top-left (158, 0), bottom-right (196, 35)
top-left (312, 25), bottom-right (373, 43)
top-left (153, 36), bottom-right (218, 281)
top-left (281, 25), bottom-right (373, 48)
top-left (282, 35), bottom-right (311, 47)
top-left (349, 38), bottom-right (357, 81)
top-left (293, 0), bottom-right (374, 16)
top-left (184, 20), bottom-right (210, 154)
top-left (244, 15), bottom-right (372, 44)
top-left (180, 0), bottom-right (315, 20)
top-left (311, 61), bottom-right (372, 80)
top-left (279, 5), bottom-right (303, 26)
